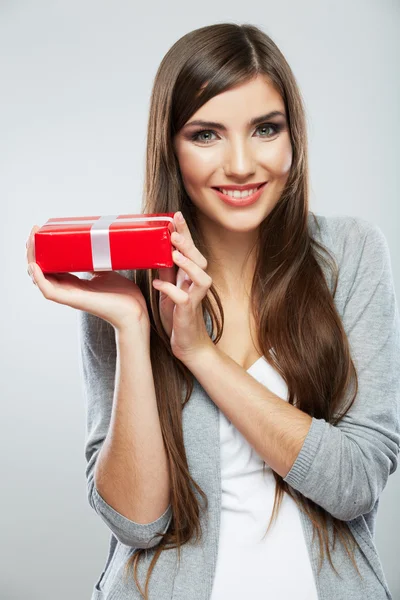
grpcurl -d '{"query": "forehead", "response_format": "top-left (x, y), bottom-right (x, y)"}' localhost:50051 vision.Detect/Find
top-left (187, 75), bottom-right (285, 125)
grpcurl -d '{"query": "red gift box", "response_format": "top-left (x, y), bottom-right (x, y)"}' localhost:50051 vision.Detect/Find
top-left (34, 213), bottom-right (177, 273)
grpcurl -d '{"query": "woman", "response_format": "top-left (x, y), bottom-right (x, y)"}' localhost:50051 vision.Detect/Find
top-left (26, 22), bottom-right (399, 600)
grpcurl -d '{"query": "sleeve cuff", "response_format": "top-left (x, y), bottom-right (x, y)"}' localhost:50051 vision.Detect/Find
top-left (92, 484), bottom-right (173, 548)
top-left (283, 417), bottom-right (326, 487)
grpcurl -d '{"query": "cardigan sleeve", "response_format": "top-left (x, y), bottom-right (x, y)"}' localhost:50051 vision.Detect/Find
top-left (283, 218), bottom-right (400, 521)
top-left (77, 274), bottom-right (172, 547)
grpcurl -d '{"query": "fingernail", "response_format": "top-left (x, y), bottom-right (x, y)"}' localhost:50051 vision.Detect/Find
top-left (177, 211), bottom-right (185, 222)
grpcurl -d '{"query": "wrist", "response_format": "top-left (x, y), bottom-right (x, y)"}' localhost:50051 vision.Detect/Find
top-left (114, 313), bottom-right (150, 339)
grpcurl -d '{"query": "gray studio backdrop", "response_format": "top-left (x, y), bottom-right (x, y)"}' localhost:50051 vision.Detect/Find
top-left (1, 1), bottom-right (399, 599)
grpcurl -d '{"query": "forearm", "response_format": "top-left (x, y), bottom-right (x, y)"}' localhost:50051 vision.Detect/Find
top-left (183, 346), bottom-right (312, 478)
top-left (94, 321), bottom-right (171, 524)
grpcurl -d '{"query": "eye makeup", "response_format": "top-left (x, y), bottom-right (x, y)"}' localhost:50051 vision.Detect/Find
top-left (187, 122), bottom-right (285, 144)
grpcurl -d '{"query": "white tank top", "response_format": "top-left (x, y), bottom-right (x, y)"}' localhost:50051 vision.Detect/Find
top-left (210, 354), bottom-right (319, 599)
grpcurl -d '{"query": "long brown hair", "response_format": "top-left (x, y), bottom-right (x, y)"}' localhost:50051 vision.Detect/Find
top-left (124, 22), bottom-right (362, 598)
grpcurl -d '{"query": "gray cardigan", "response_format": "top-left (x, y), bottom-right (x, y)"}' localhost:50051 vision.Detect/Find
top-left (78, 213), bottom-right (400, 600)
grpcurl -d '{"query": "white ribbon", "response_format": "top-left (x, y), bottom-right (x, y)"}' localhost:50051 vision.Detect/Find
top-left (42, 215), bottom-right (176, 271)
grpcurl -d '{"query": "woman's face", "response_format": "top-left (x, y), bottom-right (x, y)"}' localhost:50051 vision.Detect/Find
top-left (173, 74), bottom-right (293, 233)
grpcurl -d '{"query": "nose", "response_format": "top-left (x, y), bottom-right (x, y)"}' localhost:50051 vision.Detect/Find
top-left (223, 137), bottom-right (256, 179)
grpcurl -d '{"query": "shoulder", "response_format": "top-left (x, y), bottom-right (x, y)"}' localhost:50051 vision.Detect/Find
top-left (308, 211), bottom-right (382, 244)
top-left (308, 212), bottom-right (390, 271)
top-left (307, 212), bottom-right (394, 305)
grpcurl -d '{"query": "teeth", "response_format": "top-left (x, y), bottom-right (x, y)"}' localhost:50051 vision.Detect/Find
top-left (219, 187), bottom-right (258, 198)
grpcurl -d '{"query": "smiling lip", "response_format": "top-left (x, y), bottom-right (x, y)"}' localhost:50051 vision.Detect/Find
top-left (212, 182), bottom-right (266, 191)
top-left (212, 182), bottom-right (268, 207)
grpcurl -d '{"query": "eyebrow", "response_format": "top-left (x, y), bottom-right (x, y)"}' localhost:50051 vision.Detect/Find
top-left (182, 110), bottom-right (286, 131)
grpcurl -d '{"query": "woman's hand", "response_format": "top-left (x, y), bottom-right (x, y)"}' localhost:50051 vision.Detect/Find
top-left (153, 211), bottom-right (214, 363)
top-left (26, 225), bottom-right (150, 332)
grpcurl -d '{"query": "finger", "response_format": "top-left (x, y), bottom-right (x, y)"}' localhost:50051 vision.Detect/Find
top-left (27, 262), bottom-right (50, 292)
top-left (27, 262), bottom-right (71, 301)
top-left (176, 269), bottom-right (192, 290)
top-left (27, 263), bottom-right (37, 286)
top-left (172, 213), bottom-right (208, 269)
top-left (180, 277), bottom-right (192, 294)
top-left (26, 225), bottom-right (40, 264)
top-left (158, 221), bottom-right (180, 286)
top-left (26, 224), bottom-right (40, 245)
top-left (25, 225), bottom-right (36, 248)
top-left (153, 279), bottom-right (190, 306)
top-left (171, 250), bottom-right (211, 305)
top-left (172, 212), bottom-right (208, 270)
top-left (26, 236), bottom-right (35, 264)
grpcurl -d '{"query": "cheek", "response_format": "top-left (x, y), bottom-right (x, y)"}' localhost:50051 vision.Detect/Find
top-left (178, 147), bottom-right (216, 184)
top-left (280, 147), bottom-right (293, 175)
top-left (261, 139), bottom-right (292, 177)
